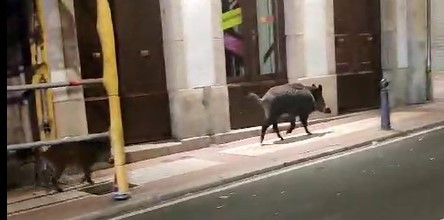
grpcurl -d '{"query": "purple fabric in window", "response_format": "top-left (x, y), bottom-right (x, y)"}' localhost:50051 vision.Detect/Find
top-left (224, 33), bottom-right (244, 56)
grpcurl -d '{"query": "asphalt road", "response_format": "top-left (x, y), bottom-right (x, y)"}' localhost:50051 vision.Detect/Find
top-left (121, 127), bottom-right (444, 220)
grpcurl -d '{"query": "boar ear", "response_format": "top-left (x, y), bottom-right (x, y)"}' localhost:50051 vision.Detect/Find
top-left (312, 84), bottom-right (316, 88)
top-left (318, 85), bottom-right (323, 91)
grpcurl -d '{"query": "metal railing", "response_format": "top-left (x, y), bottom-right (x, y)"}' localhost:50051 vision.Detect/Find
top-left (7, 0), bottom-right (130, 201)
top-left (8, 133), bottom-right (110, 151)
top-left (6, 77), bottom-right (129, 200)
top-left (7, 78), bottom-right (103, 92)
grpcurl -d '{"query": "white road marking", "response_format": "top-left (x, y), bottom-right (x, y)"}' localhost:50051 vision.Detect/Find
top-left (111, 125), bottom-right (443, 220)
top-left (220, 112), bottom-right (420, 156)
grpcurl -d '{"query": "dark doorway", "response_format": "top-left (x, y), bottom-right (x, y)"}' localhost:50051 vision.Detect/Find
top-left (333, 0), bottom-right (382, 113)
top-left (7, 0), bottom-right (41, 190)
top-left (7, 0), bottom-right (38, 141)
top-left (74, 0), bottom-right (171, 145)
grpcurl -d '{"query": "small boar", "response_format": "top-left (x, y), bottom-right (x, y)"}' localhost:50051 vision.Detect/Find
top-left (40, 138), bottom-right (113, 192)
top-left (247, 83), bottom-right (331, 144)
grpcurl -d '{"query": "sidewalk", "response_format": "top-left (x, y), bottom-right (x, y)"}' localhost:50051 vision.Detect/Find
top-left (7, 100), bottom-right (444, 220)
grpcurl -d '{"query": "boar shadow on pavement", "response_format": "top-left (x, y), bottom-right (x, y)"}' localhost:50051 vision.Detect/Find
top-left (272, 131), bottom-right (332, 145)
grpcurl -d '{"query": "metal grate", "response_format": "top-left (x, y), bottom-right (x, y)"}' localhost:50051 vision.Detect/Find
top-left (79, 182), bottom-right (138, 196)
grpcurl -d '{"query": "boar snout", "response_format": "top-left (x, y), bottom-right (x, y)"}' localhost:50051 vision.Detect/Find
top-left (324, 107), bottom-right (332, 114)
top-left (108, 156), bottom-right (115, 164)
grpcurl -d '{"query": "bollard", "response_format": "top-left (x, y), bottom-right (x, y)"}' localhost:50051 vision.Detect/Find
top-left (380, 79), bottom-right (391, 130)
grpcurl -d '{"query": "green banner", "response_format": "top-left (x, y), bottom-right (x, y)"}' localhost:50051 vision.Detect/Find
top-left (222, 8), bottom-right (242, 30)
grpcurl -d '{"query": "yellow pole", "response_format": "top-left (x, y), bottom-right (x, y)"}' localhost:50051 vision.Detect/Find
top-left (32, 65), bottom-right (56, 141)
top-left (96, 0), bottom-right (129, 199)
top-left (31, 0), bottom-right (57, 141)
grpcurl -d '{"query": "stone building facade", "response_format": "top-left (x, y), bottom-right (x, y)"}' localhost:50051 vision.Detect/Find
top-left (8, 0), bottom-right (439, 146)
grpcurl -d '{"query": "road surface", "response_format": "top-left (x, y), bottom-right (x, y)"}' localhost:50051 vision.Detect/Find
top-left (119, 127), bottom-right (444, 220)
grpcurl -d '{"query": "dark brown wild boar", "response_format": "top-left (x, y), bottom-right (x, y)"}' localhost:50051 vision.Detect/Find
top-left (40, 138), bottom-right (113, 192)
top-left (248, 83), bottom-right (331, 144)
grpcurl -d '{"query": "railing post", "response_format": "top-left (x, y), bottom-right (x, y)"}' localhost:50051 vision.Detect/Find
top-left (96, 0), bottom-right (130, 200)
top-left (380, 78), bottom-right (391, 130)
top-left (29, 0), bottom-right (57, 188)
top-left (30, 0), bottom-right (57, 141)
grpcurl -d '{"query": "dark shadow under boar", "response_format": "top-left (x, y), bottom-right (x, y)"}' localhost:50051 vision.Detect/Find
top-left (248, 83), bottom-right (331, 144)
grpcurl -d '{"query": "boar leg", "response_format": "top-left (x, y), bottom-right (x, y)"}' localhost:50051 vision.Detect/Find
top-left (81, 165), bottom-right (94, 185)
top-left (51, 165), bottom-right (65, 192)
top-left (273, 122), bottom-right (284, 141)
top-left (286, 116), bottom-right (296, 134)
top-left (260, 124), bottom-right (269, 144)
top-left (300, 115), bottom-right (312, 135)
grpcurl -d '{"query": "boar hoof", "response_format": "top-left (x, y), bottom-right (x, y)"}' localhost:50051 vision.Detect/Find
top-left (81, 177), bottom-right (95, 185)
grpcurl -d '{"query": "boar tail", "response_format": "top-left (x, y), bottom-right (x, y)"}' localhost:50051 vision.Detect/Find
top-left (247, 92), bottom-right (263, 105)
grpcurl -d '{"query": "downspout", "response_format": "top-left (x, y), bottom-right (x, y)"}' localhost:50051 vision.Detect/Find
top-left (30, 0), bottom-right (57, 141)
top-left (96, 0), bottom-right (130, 199)
top-left (426, 0), bottom-right (433, 100)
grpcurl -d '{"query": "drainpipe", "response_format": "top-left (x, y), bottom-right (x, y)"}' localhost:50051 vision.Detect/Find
top-left (96, 0), bottom-right (130, 200)
top-left (426, 0), bottom-right (433, 101)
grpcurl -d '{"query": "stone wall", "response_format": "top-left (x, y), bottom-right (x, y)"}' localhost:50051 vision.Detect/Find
top-left (160, 0), bottom-right (230, 139)
top-left (284, 0), bottom-right (338, 117)
top-left (49, 0), bottom-right (89, 137)
top-left (381, 0), bottom-right (428, 107)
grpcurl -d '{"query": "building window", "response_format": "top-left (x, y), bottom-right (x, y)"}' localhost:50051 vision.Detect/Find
top-left (221, 0), bottom-right (286, 82)
top-left (256, 0), bottom-right (276, 75)
top-left (222, 0), bottom-right (245, 78)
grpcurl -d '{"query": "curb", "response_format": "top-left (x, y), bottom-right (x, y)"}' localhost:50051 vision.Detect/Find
top-left (71, 120), bottom-right (444, 220)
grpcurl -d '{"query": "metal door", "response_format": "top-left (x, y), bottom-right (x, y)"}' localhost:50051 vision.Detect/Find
top-left (74, 0), bottom-right (171, 145)
top-left (431, 0), bottom-right (444, 74)
top-left (334, 0), bottom-right (382, 113)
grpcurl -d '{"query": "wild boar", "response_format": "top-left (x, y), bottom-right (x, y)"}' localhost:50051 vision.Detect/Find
top-left (248, 83), bottom-right (331, 144)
